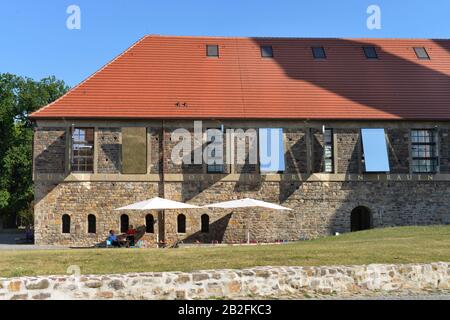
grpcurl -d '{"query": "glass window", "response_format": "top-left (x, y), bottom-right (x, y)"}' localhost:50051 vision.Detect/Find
top-left (72, 128), bottom-right (94, 172)
top-left (206, 128), bottom-right (224, 173)
top-left (324, 128), bottom-right (334, 173)
top-left (363, 46), bottom-right (378, 59)
top-left (145, 214), bottom-right (154, 233)
top-left (259, 128), bottom-right (285, 173)
top-left (414, 47), bottom-right (430, 60)
top-left (361, 129), bottom-right (390, 172)
top-left (312, 47), bottom-right (326, 59)
top-left (62, 214), bottom-right (70, 234)
top-left (201, 214), bottom-right (209, 233)
top-left (87, 214), bottom-right (96, 234)
top-left (261, 46), bottom-right (273, 58)
top-left (177, 214), bottom-right (186, 233)
top-left (206, 45), bottom-right (219, 57)
top-left (411, 129), bottom-right (437, 173)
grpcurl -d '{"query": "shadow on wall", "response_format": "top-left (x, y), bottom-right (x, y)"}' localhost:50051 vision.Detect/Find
top-left (181, 213), bottom-right (232, 244)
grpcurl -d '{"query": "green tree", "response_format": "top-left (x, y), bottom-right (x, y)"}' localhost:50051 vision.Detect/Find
top-left (0, 73), bottom-right (68, 226)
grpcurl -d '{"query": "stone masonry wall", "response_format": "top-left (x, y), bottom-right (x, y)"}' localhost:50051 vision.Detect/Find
top-left (97, 128), bottom-right (121, 173)
top-left (336, 129), bottom-right (360, 174)
top-left (33, 127), bottom-right (67, 174)
top-left (1, 263), bottom-right (450, 300)
top-left (33, 179), bottom-right (450, 247)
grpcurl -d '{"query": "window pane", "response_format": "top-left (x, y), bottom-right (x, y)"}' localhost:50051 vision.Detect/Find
top-left (414, 47), bottom-right (430, 59)
top-left (261, 46), bottom-right (273, 58)
top-left (361, 128), bottom-right (390, 172)
top-left (363, 46), bottom-right (378, 59)
top-left (259, 128), bottom-right (285, 172)
top-left (206, 45), bottom-right (219, 57)
top-left (72, 128), bottom-right (94, 173)
top-left (312, 47), bottom-right (326, 59)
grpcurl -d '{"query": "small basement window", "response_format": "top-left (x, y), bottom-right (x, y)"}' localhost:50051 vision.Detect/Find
top-left (414, 47), bottom-right (430, 60)
top-left (261, 46), bottom-right (273, 58)
top-left (312, 47), bottom-right (326, 59)
top-left (206, 45), bottom-right (219, 57)
top-left (361, 128), bottom-right (390, 172)
top-left (363, 46), bottom-right (378, 59)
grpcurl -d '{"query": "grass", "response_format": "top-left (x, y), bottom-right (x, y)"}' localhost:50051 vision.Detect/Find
top-left (1, 225), bottom-right (450, 278)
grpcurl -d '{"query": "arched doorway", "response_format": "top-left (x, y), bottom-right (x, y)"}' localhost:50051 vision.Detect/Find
top-left (351, 206), bottom-right (372, 232)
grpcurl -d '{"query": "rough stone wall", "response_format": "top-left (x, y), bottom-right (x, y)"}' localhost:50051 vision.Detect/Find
top-left (336, 129), bottom-right (360, 174)
top-left (97, 128), bottom-right (121, 173)
top-left (284, 128), bottom-right (308, 173)
top-left (33, 127), bottom-right (67, 174)
top-left (34, 182), bottom-right (159, 247)
top-left (1, 263), bottom-right (449, 300)
top-left (386, 128), bottom-right (410, 173)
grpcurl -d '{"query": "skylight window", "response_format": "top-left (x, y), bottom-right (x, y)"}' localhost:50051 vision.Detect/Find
top-left (414, 47), bottom-right (430, 60)
top-left (259, 128), bottom-right (285, 173)
top-left (206, 45), bottom-right (219, 57)
top-left (363, 46), bottom-right (378, 59)
top-left (361, 128), bottom-right (390, 172)
top-left (261, 46), bottom-right (273, 58)
top-left (312, 47), bottom-right (326, 59)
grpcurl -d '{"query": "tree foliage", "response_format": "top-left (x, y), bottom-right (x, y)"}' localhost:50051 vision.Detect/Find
top-left (0, 73), bottom-right (69, 224)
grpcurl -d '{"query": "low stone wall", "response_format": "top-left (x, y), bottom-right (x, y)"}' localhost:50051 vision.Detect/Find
top-left (1, 263), bottom-right (450, 300)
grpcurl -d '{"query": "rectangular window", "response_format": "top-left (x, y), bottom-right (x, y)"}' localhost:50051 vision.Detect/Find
top-left (122, 127), bottom-right (147, 174)
top-left (411, 129), bottom-right (438, 173)
top-left (261, 46), bottom-right (273, 58)
top-left (363, 46), bottom-right (378, 59)
top-left (361, 128), bottom-right (390, 172)
top-left (324, 128), bottom-right (334, 173)
top-left (312, 47), bottom-right (326, 59)
top-left (414, 47), bottom-right (430, 60)
top-left (206, 128), bottom-right (224, 173)
top-left (72, 128), bottom-right (94, 172)
top-left (259, 128), bottom-right (285, 173)
top-left (206, 45), bottom-right (219, 57)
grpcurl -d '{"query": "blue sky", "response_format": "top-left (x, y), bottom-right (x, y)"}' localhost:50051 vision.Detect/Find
top-left (1, 0), bottom-right (449, 86)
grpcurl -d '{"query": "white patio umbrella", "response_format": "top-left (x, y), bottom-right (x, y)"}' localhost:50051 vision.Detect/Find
top-left (114, 197), bottom-right (200, 245)
top-left (114, 196), bottom-right (200, 210)
top-left (202, 198), bottom-right (292, 244)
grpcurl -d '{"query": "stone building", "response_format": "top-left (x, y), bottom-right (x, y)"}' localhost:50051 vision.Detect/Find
top-left (30, 36), bottom-right (450, 247)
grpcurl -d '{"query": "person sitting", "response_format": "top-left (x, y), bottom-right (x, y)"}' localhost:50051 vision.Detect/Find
top-left (126, 225), bottom-right (137, 247)
top-left (107, 230), bottom-right (120, 247)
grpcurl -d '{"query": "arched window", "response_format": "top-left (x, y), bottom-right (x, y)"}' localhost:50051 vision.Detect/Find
top-left (88, 214), bottom-right (96, 234)
top-left (120, 214), bottom-right (129, 233)
top-left (177, 214), bottom-right (186, 233)
top-left (201, 214), bottom-right (209, 233)
top-left (62, 214), bottom-right (70, 234)
top-left (146, 214), bottom-right (154, 233)
top-left (351, 206), bottom-right (372, 232)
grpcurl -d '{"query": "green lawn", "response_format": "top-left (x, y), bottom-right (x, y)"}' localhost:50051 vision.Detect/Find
top-left (1, 225), bottom-right (450, 278)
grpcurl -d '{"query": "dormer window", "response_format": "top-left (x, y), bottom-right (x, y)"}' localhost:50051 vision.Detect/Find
top-left (206, 45), bottom-right (219, 57)
top-left (363, 46), bottom-right (378, 59)
top-left (261, 46), bottom-right (273, 58)
top-left (312, 47), bottom-right (326, 59)
top-left (414, 47), bottom-right (430, 60)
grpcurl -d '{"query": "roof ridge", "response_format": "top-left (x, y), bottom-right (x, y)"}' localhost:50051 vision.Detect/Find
top-left (144, 34), bottom-right (450, 41)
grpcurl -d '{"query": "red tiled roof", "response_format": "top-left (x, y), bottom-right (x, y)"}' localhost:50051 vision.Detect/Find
top-left (30, 35), bottom-right (450, 120)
